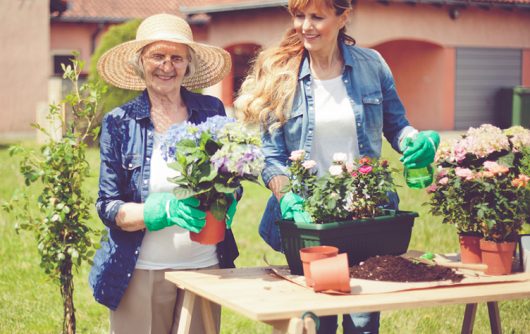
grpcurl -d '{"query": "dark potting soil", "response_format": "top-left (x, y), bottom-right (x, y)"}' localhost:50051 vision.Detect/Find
top-left (349, 255), bottom-right (464, 282)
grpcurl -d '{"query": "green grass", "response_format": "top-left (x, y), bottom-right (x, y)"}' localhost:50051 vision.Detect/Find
top-left (0, 141), bottom-right (528, 334)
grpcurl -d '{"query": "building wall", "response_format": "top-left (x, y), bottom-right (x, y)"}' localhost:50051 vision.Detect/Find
top-left (0, 0), bottom-right (49, 140)
top-left (200, 2), bottom-right (530, 130)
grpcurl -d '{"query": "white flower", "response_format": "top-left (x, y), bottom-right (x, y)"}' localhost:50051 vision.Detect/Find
top-left (302, 160), bottom-right (317, 169)
top-left (332, 152), bottom-right (347, 163)
top-left (329, 165), bottom-right (343, 176)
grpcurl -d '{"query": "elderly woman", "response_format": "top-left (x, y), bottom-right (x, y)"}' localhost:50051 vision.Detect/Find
top-left (89, 14), bottom-right (238, 333)
top-left (235, 0), bottom-right (439, 333)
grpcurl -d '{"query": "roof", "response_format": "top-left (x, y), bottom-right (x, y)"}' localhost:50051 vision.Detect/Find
top-left (53, 0), bottom-right (182, 23)
top-left (179, 0), bottom-right (288, 14)
top-left (178, 0), bottom-right (530, 14)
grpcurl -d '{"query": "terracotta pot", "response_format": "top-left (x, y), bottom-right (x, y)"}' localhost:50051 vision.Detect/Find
top-left (479, 239), bottom-right (516, 275)
top-left (299, 246), bottom-right (339, 286)
top-left (458, 234), bottom-right (482, 264)
top-left (310, 253), bottom-right (351, 293)
top-left (190, 211), bottom-right (226, 245)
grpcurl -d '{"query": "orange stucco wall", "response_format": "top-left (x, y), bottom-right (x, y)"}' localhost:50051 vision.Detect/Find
top-left (0, 0), bottom-right (49, 139)
top-left (523, 50), bottom-right (530, 87)
top-left (374, 41), bottom-right (455, 131)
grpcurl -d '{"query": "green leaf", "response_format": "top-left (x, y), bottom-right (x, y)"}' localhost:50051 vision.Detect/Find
top-left (173, 187), bottom-right (199, 200)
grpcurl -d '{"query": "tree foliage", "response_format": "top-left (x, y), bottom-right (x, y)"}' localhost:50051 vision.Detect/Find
top-left (88, 19), bottom-right (141, 114)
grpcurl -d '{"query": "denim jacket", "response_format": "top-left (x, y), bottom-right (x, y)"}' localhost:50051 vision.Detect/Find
top-left (89, 88), bottom-right (239, 310)
top-left (259, 41), bottom-right (416, 251)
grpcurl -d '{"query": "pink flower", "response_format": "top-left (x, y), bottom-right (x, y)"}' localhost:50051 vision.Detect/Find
top-left (483, 161), bottom-right (509, 175)
top-left (289, 150), bottom-right (305, 161)
top-left (359, 165), bottom-right (373, 174)
top-left (438, 177), bottom-right (449, 185)
top-left (302, 160), bottom-right (317, 169)
top-left (455, 167), bottom-right (474, 180)
top-left (426, 183), bottom-right (437, 193)
top-left (345, 162), bottom-right (355, 173)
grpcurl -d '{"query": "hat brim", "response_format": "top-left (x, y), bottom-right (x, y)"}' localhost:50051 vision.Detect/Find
top-left (97, 38), bottom-right (232, 91)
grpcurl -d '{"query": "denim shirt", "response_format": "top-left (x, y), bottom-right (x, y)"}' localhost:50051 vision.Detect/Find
top-left (259, 41), bottom-right (416, 251)
top-left (89, 88), bottom-right (239, 310)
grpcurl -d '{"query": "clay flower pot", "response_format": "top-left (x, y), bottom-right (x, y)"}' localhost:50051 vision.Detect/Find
top-left (310, 253), bottom-right (351, 293)
top-left (299, 246), bottom-right (339, 286)
top-left (459, 234), bottom-right (482, 264)
top-left (190, 211), bottom-right (226, 245)
top-left (480, 239), bottom-right (516, 275)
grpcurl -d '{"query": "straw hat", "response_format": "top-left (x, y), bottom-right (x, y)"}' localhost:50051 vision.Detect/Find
top-left (97, 13), bottom-right (232, 91)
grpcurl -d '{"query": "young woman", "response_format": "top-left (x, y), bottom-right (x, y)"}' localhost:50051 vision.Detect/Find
top-left (235, 1), bottom-right (439, 333)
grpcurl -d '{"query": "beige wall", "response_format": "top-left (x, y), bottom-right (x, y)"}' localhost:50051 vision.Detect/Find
top-left (0, 0), bottom-right (49, 140)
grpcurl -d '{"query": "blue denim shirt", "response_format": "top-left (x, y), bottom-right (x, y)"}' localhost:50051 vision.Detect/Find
top-left (89, 88), bottom-right (239, 310)
top-left (259, 41), bottom-right (416, 251)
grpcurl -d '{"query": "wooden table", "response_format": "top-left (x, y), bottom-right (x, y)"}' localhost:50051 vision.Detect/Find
top-left (165, 267), bottom-right (530, 334)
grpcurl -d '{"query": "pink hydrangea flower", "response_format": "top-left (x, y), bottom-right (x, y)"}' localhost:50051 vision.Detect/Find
top-left (302, 160), bottom-right (317, 169)
top-left (289, 150), bottom-right (305, 161)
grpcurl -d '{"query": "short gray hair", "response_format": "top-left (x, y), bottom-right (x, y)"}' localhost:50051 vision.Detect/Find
top-left (128, 44), bottom-right (198, 81)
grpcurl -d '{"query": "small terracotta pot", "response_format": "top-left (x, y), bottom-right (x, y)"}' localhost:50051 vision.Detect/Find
top-left (459, 234), bottom-right (482, 264)
top-left (299, 246), bottom-right (339, 286)
top-left (190, 211), bottom-right (226, 245)
top-left (310, 253), bottom-right (351, 293)
top-left (479, 239), bottom-right (516, 275)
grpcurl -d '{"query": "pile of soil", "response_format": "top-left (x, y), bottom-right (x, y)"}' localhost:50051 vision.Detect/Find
top-left (349, 255), bottom-right (464, 282)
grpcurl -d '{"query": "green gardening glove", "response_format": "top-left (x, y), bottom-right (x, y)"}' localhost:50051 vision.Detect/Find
top-left (279, 192), bottom-right (313, 223)
top-left (144, 193), bottom-right (206, 232)
top-left (225, 194), bottom-right (237, 229)
top-left (400, 130), bottom-right (440, 169)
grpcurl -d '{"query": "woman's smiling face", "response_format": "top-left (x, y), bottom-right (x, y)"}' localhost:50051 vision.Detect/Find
top-left (141, 41), bottom-right (190, 95)
top-left (292, 2), bottom-right (348, 55)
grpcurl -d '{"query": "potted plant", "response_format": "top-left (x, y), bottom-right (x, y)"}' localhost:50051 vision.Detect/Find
top-left (279, 151), bottom-right (418, 275)
top-left (427, 124), bottom-right (530, 273)
top-left (160, 116), bottom-right (264, 244)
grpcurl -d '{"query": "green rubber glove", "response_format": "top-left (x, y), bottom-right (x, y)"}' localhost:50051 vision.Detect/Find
top-left (144, 193), bottom-right (206, 232)
top-left (400, 130), bottom-right (440, 169)
top-left (225, 194), bottom-right (237, 229)
top-left (279, 192), bottom-right (313, 223)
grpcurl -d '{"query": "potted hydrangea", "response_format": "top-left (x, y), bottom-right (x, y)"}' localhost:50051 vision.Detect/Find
top-left (161, 116), bottom-right (264, 244)
top-left (279, 151), bottom-right (418, 275)
top-left (427, 124), bottom-right (530, 274)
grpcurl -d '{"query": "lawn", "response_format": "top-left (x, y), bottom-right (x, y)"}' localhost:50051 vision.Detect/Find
top-left (0, 140), bottom-right (528, 333)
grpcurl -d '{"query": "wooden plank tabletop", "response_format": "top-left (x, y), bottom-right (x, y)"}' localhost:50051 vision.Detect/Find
top-left (165, 267), bottom-right (530, 322)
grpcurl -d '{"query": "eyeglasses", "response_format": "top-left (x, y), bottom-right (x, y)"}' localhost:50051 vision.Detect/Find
top-left (142, 54), bottom-right (188, 67)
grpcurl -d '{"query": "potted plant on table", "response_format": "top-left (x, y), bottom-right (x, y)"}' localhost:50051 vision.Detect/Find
top-left (280, 151), bottom-right (419, 275)
top-left (160, 116), bottom-right (264, 244)
top-left (427, 124), bottom-right (530, 273)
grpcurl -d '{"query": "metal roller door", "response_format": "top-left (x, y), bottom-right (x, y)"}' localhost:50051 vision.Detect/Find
top-left (455, 48), bottom-right (521, 130)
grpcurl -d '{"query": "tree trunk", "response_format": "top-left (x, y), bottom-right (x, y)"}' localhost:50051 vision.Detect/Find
top-left (60, 257), bottom-right (76, 334)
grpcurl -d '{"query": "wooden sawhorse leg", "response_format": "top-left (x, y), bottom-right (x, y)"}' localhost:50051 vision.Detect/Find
top-left (176, 290), bottom-right (218, 334)
top-left (266, 316), bottom-right (317, 334)
top-left (461, 302), bottom-right (502, 334)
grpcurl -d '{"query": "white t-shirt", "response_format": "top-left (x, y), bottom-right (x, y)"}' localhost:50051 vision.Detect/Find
top-left (311, 75), bottom-right (360, 175)
top-left (135, 131), bottom-right (218, 270)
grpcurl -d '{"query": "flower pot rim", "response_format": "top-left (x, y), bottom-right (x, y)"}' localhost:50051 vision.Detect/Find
top-left (277, 210), bottom-right (419, 229)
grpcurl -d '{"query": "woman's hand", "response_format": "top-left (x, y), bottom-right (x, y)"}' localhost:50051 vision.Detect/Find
top-left (115, 203), bottom-right (146, 232)
top-left (143, 193), bottom-right (206, 232)
top-left (268, 175), bottom-right (290, 201)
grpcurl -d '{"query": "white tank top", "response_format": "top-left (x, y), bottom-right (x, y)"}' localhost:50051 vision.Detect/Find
top-left (135, 131), bottom-right (218, 270)
top-left (311, 75), bottom-right (360, 176)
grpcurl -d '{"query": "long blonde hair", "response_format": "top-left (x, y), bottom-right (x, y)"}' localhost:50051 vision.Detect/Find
top-left (234, 0), bottom-right (355, 132)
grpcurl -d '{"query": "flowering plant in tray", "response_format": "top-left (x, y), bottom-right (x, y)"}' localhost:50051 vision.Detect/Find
top-left (287, 150), bottom-right (397, 223)
top-left (161, 116), bottom-right (264, 220)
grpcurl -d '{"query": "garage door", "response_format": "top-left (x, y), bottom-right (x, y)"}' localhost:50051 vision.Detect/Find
top-left (455, 48), bottom-right (521, 130)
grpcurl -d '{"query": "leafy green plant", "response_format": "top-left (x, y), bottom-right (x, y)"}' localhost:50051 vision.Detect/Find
top-left (287, 151), bottom-right (397, 223)
top-left (160, 117), bottom-right (264, 220)
top-left (2, 54), bottom-right (104, 334)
